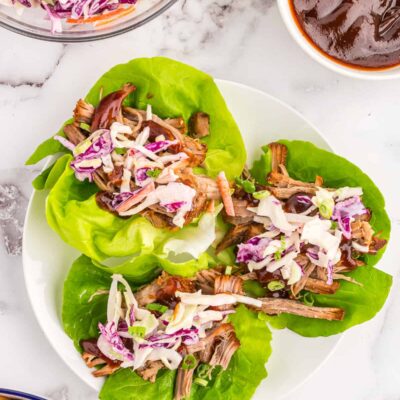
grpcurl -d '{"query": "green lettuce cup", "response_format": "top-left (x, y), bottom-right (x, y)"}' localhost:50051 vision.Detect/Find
top-left (63, 255), bottom-right (272, 400)
top-left (27, 57), bottom-right (245, 272)
top-left (248, 140), bottom-right (391, 336)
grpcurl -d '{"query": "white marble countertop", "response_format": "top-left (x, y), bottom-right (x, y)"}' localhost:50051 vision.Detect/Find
top-left (1, 1), bottom-right (399, 399)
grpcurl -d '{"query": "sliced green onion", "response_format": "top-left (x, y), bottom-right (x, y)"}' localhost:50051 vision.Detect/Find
top-left (146, 168), bottom-right (162, 178)
top-left (267, 280), bottom-right (285, 292)
top-left (331, 221), bottom-right (338, 230)
top-left (235, 177), bottom-right (256, 194)
top-left (225, 266), bottom-right (232, 275)
top-left (313, 189), bottom-right (334, 219)
top-left (319, 202), bottom-right (333, 219)
top-left (114, 148), bottom-right (127, 155)
top-left (242, 181), bottom-right (255, 193)
top-left (80, 122), bottom-right (91, 132)
top-left (128, 326), bottom-right (146, 338)
top-left (194, 378), bottom-right (208, 387)
top-left (182, 354), bottom-right (197, 370)
top-left (146, 303), bottom-right (168, 313)
top-left (303, 292), bottom-right (315, 306)
top-left (274, 236), bottom-right (286, 260)
top-left (252, 190), bottom-right (270, 200)
top-left (197, 363), bottom-right (212, 379)
top-left (73, 139), bottom-right (91, 156)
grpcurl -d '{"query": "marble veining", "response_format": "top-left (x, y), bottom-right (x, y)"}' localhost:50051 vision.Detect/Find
top-left (0, 1), bottom-right (400, 399)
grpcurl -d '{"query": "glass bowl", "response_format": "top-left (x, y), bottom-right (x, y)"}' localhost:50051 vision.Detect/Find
top-left (0, 0), bottom-right (177, 42)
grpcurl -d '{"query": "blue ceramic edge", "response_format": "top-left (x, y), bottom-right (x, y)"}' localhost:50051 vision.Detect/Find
top-left (0, 389), bottom-right (47, 400)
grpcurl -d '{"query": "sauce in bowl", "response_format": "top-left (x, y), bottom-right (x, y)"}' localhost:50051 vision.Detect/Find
top-left (290, 0), bottom-right (400, 69)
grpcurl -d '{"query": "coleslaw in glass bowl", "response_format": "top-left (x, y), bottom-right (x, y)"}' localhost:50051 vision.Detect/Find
top-left (0, 0), bottom-right (177, 42)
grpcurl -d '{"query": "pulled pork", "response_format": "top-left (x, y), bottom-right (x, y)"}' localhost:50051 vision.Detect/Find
top-left (62, 83), bottom-right (216, 231)
top-left (216, 142), bottom-right (387, 319)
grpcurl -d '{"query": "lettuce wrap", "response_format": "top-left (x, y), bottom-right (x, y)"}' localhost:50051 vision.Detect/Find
top-left (62, 255), bottom-right (272, 400)
top-left (220, 140), bottom-right (392, 337)
top-left (27, 57), bottom-right (245, 273)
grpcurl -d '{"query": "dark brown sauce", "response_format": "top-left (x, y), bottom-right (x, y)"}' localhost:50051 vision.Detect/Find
top-left (340, 240), bottom-right (358, 269)
top-left (255, 269), bottom-right (289, 298)
top-left (80, 338), bottom-right (121, 367)
top-left (290, 0), bottom-right (400, 69)
top-left (283, 192), bottom-right (312, 214)
top-left (156, 277), bottom-right (195, 307)
top-left (91, 83), bottom-right (136, 131)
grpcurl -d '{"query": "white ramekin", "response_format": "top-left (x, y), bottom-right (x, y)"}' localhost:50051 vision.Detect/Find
top-left (277, 0), bottom-right (400, 80)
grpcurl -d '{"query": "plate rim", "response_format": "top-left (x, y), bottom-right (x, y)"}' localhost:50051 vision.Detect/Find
top-left (22, 78), bottom-right (343, 398)
top-left (0, 388), bottom-right (47, 400)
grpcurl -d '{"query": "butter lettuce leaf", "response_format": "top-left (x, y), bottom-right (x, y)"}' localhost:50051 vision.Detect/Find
top-left (251, 140), bottom-right (392, 336)
top-left (62, 255), bottom-right (110, 349)
top-left (100, 369), bottom-right (176, 400)
top-left (32, 154), bottom-right (71, 191)
top-left (28, 57), bottom-right (245, 271)
top-left (99, 306), bottom-right (271, 400)
top-left (46, 159), bottom-right (225, 274)
top-left (268, 265), bottom-right (392, 337)
top-left (62, 257), bottom-right (232, 347)
top-left (27, 57), bottom-right (245, 178)
top-left (26, 119), bottom-right (74, 166)
top-left (62, 256), bottom-right (272, 400)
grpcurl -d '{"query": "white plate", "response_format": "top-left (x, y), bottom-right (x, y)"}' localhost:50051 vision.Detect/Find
top-left (23, 80), bottom-right (341, 399)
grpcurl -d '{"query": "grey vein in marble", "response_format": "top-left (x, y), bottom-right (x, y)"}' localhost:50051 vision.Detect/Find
top-left (0, 32), bottom-right (65, 88)
top-left (0, 1), bottom-right (400, 399)
top-left (155, 0), bottom-right (274, 73)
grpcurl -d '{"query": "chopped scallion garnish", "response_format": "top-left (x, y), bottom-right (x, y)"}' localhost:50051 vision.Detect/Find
top-left (146, 168), bottom-right (162, 178)
top-left (302, 292), bottom-right (315, 306)
top-left (274, 236), bottom-right (286, 260)
top-left (146, 303), bottom-right (168, 313)
top-left (194, 378), bottom-right (208, 387)
top-left (128, 326), bottom-right (146, 338)
top-left (225, 266), bottom-right (232, 275)
top-left (252, 190), bottom-right (270, 200)
top-left (235, 177), bottom-right (256, 194)
top-left (182, 354), bottom-right (197, 370)
top-left (267, 280), bottom-right (285, 292)
top-left (114, 148), bottom-right (127, 155)
top-left (197, 363), bottom-right (212, 379)
top-left (80, 122), bottom-right (91, 132)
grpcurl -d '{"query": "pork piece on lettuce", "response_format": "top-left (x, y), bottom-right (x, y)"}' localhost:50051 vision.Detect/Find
top-left (62, 255), bottom-right (272, 400)
top-left (26, 57), bottom-right (246, 271)
top-left (216, 141), bottom-right (391, 337)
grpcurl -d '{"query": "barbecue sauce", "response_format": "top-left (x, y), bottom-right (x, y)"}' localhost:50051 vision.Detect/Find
top-left (156, 277), bottom-right (195, 307)
top-left (91, 83), bottom-right (136, 131)
top-left (340, 239), bottom-right (361, 269)
top-left (80, 338), bottom-right (121, 367)
top-left (290, 0), bottom-right (400, 69)
top-left (283, 192), bottom-right (312, 214)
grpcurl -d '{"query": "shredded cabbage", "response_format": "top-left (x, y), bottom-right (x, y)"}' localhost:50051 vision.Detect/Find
top-left (332, 196), bottom-right (368, 239)
top-left (163, 209), bottom-right (220, 259)
top-left (17, 0), bottom-right (138, 33)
